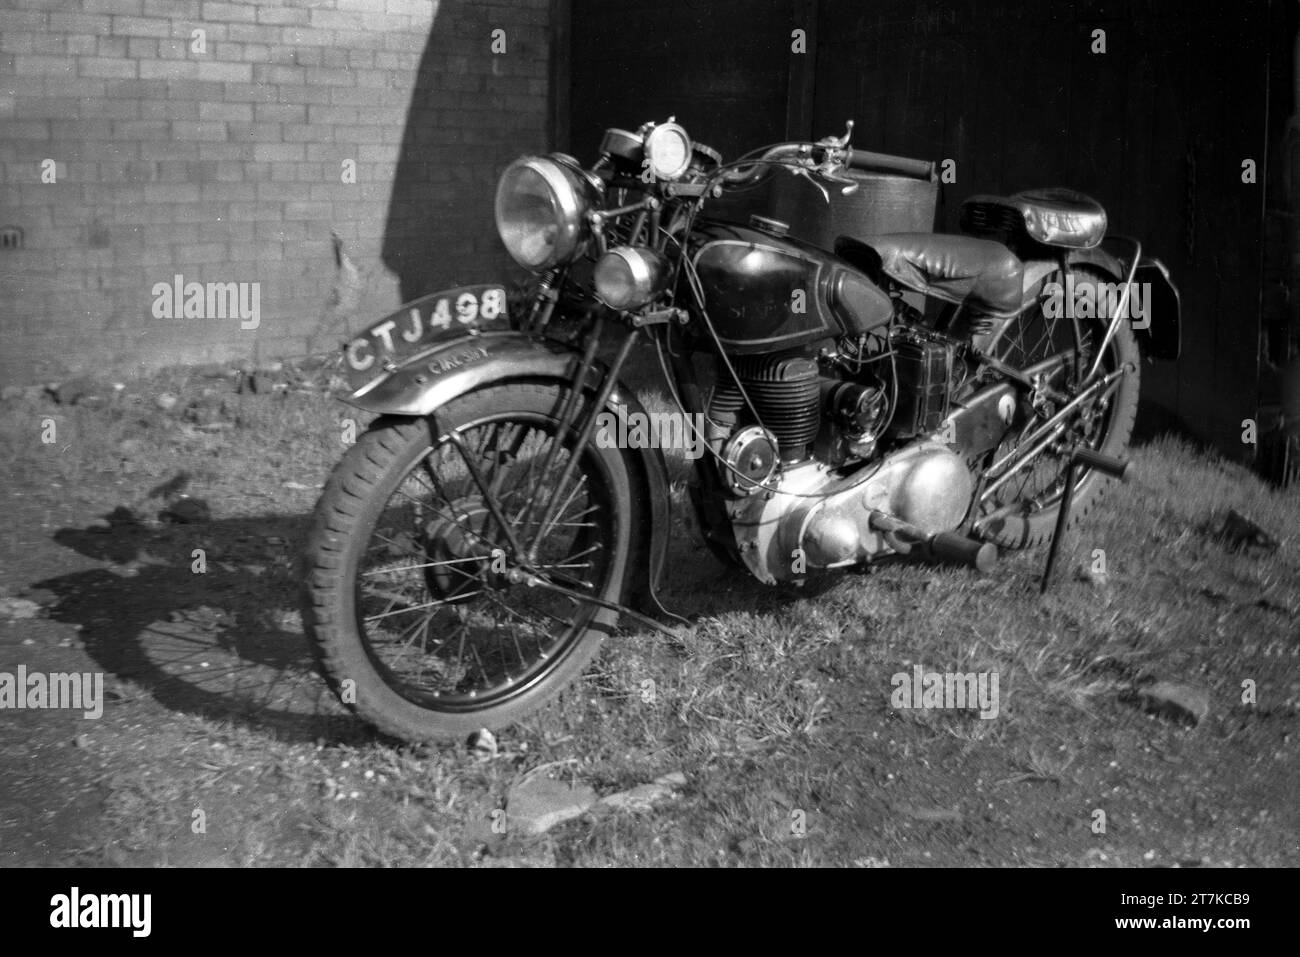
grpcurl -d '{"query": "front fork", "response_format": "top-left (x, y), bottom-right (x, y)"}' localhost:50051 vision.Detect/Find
top-left (527, 314), bottom-right (638, 562)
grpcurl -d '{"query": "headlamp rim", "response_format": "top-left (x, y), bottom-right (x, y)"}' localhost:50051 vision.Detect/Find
top-left (495, 154), bottom-right (597, 271)
top-left (593, 245), bottom-right (668, 310)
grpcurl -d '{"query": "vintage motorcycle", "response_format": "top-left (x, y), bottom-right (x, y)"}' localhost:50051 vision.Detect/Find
top-left (301, 118), bottom-right (1180, 741)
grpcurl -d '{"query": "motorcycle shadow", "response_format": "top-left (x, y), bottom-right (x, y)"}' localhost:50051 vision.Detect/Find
top-left (35, 503), bottom-right (895, 742)
top-left (38, 510), bottom-right (366, 745)
top-left (651, 506), bottom-right (849, 625)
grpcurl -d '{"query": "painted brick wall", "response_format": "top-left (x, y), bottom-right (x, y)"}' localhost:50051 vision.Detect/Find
top-left (0, 0), bottom-right (550, 385)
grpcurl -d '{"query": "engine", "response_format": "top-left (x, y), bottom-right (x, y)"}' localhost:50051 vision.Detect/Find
top-left (688, 216), bottom-right (965, 461)
top-left (707, 352), bottom-right (823, 465)
top-left (704, 324), bottom-right (962, 480)
top-left (684, 215), bottom-right (988, 582)
top-left (700, 330), bottom-right (980, 584)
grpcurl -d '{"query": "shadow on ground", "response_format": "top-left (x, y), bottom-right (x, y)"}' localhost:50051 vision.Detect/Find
top-left (36, 511), bottom-right (364, 745)
top-left (31, 498), bottom-right (808, 746)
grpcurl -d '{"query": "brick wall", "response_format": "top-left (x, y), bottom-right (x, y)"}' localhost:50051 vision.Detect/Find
top-left (0, 0), bottom-right (551, 385)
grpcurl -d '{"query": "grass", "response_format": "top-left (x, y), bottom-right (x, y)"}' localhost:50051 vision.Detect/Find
top-left (0, 362), bottom-right (1297, 867)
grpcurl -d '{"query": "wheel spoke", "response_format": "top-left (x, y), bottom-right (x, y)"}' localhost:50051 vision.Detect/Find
top-left (362, 556), bottom-right (484, 578)
top-left (386, 609), bottom-right (437, 663)
top-left (364, 594), bottom-right (481, 623)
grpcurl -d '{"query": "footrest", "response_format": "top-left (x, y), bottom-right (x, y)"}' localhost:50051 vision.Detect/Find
top-left (926, 532), bottom-right (998, 574)
top-left (1072, 447), bottom-right (1130, 481)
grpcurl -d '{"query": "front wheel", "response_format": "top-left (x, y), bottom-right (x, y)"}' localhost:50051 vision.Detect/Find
top-left (300, 382), bottom-right (634, 741)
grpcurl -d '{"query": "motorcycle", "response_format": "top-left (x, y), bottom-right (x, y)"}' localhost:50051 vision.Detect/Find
top-left (300, 118), bottom-right (1180, 742)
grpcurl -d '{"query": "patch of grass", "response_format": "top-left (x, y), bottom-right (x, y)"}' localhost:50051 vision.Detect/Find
top-left (2, 373), bottom-right (1297, 867)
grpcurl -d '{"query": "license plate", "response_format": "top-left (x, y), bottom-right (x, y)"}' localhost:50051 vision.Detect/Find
top-left (342, 284), bottom-right (507, 390)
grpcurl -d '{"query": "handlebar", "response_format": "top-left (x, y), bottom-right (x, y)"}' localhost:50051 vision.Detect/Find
top-left (718, 143), bottom-right (808, 186)
top-left (844, 148), bottom-right (935, 181)
top-left (716, 141), bottom-right (936, 191)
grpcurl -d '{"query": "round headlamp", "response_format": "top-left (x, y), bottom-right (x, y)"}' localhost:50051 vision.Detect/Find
top-left (593, 246), bottom-right (669, 311)
top-left (495, 156), bottom-right (592, 270)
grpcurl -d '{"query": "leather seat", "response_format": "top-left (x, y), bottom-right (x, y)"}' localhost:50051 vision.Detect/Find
top-left (836, 233), bottom-right (1026, 318)
top-left (961, 187), bottom-right (1107, 249)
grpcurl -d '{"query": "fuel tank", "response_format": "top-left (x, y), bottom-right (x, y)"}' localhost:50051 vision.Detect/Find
top-left (705, 168), bottom-right (939, 253)
top-left (685, 219), bottom-right (893, 355)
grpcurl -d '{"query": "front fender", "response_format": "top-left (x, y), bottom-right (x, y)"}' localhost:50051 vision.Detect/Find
top-left (341, 330), bottom-right (675, 621)
top-left (342, 331), bottom-right (578, 416)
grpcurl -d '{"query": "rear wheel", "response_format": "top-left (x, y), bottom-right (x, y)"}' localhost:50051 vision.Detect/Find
top-left (301, 382), bottom-right (633, 741)
top-left (975, 264), bottom-right (1140, 549)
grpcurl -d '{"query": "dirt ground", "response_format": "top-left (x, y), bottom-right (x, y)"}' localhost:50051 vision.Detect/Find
top-left (0, 371), bottom-right (1296, 867)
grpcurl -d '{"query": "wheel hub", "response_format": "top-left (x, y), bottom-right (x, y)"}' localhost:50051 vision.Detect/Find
top-left (422, 498), bottom-right (506, 601)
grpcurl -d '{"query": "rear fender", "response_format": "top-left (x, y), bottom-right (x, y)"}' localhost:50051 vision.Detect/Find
top-left (342, 331), bottom-right (673, 619)
top-left (1021, 247), bottom-right (1180, 360)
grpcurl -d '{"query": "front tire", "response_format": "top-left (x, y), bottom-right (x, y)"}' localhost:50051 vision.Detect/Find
top-left (300, 382), bottom-right (634, 741)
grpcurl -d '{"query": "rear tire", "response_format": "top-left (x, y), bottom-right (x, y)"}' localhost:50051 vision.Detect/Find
top-left (977, 264), bottom-right (1140, 549)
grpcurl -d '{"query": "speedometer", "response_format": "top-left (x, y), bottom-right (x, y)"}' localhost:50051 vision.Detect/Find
top-left (644, 121), bottom-right (692, 181)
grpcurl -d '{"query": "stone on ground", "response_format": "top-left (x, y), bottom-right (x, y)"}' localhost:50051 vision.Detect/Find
top-left (1137, 681), bottom-right (1211, 726)
top-left (506, 777), bottom-right (597, 836)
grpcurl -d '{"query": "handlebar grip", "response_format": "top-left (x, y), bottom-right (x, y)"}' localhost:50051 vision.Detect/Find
top-left (845, 148), bottom-right (935, 181)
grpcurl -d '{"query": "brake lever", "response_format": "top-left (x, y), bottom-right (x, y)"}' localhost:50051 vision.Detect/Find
top-left (788, 165), bottom-right (830, 204)
top-left (810, 119), bottom-right (858, 194)
top-left (820, 167), bottom-right (859, 196)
